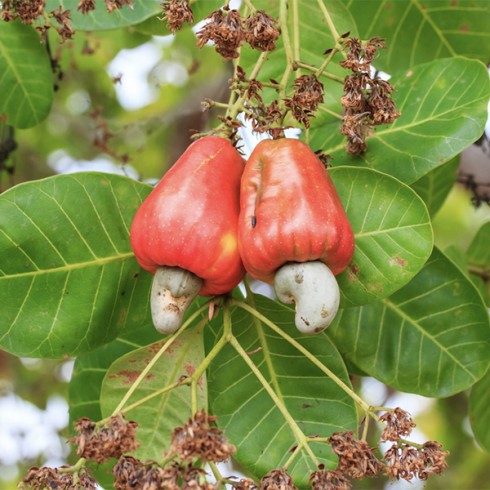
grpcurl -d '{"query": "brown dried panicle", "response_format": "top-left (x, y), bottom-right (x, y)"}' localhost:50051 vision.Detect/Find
top-left (233, 478), bottom-right (258, 489)
top-left (20, 465), bottom-right (96, 490)
top-left (245, 100), bottom-right (286, 138)
top-left (196, 8), bottom-right (245, 60)
top-left (171, 410), bottom-right (236, 462)
top-left (161, 0), bottom-right (194, 32)
top-left (368, 78), bottom-right (401, 124)
top-left (77, 0), bottom-right (96, 13)
top-left (260, 468), bottom-right (297, 490)
top-left (1, 0), bottom-right (45, 23)
top-left (340, 37), bottom-right (400, 154)
top-left (244, 10), bottom-right (280, 52)
top-left (309, 469), bottom-right (351, 490)
top-left (340, 37), bottom-right (385, 73)
top-left (340, 113), bottom-right (370, 155)
top-left (284, 74), bottom-right (324, 128)
top-left (50, 6), bottom-right (75, 42)
top-left (379, 408), bottom-right (416, 442)
top-left (113, 456), bottom-right (182, 490)
top-left (418, 441), bottom-right (449, 480)
top-left (105, 0), bottom-right (133, 13)
top-left (71, 414), bottom-right (139, 464)
top-left (384, 441), bottom-right (448, 481)
top-left (384, 444), bottom-right (422, 481)
top-left (328, 431), bottom-right (384, 480)
top-left (182, 465), bottom-right (215, 489)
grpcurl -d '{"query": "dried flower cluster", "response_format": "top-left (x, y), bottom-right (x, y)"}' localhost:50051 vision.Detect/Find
top-left (19, 466), bottom-right (96, 490)
top-left (71, 414), bottom-right (139, 463)
top-left (161, 0), bottom-right (194, 32)
top-left (1, 0), bottom-right (45, 23)
top-left (171, 410), bottom-right (236, 462)
top-left (328, 431), bottom-right (384, 479)
top-left (384, 441), bottom-right (449, 481)
top-left (113, 456), bottom-right (215, 490)
top-left (234, 478), bottom-right (258, 489)
top-left (197, 7), bottom-right (279, 60)
top-left (105, 0), bottom-right (134, 13)
top-left (244, 10), bottom-right (280, 52)
top-left (309, 468), bottom-right (351, 490)
top-left (340, 37), bottom-right (401, 154)
top-left (260, 468), bottom-right (298, 489)
top-left (379, 407), bottom-right (416, 442)
top-left (284, 74), bottom-right (324, 128)
top-left (50, 6), bottom-right (75, 42)
top-left (77, 0), bottom-right (96, 14)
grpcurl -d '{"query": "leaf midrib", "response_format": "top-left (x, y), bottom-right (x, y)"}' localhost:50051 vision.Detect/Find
top-left (0, 252), bottom-right (135, 280)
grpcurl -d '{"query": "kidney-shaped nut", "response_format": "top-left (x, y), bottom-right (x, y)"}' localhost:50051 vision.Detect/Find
top-left (151, 266), bottom-right (203, 334)
top-left (274, 261), bottom-right (340, 335)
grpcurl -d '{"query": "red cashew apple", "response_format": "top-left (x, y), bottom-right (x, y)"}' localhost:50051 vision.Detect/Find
top-left (238, 138), bottom-right (355, 334)
top-left (130, 136), bottom-right (245, 334)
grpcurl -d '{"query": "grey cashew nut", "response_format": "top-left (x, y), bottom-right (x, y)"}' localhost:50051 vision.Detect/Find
top-left (274, 261), bottom-right (340, 335)
top-left (150, 266), bottom-right (203, 334)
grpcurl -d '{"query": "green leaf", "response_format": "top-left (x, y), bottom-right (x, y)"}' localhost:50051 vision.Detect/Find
top-left (0, 22), bottom-right (53, 129)
top-left (411, 158), bottom-right (459, 216)
top-left (45, 0), bottom-right (160, 30)
top-left (467, 221), bottom-right (490, 272)
top-left (311, 57), bottom-right (490, 184)
top-left (469, 369), bottom-right (490, 452)
top-left (330, 167), bottom-right (433, 307)
top-left (466, 221), bottom-right (490, 304)
top-left (346, 0), bottom-right (490, 73)
top-left (0, 172), bottom-right (153, 358)
top-left (69, 297), bottom-right (206, 423)
top-left (69, 301), bottom-right (205, 490)
top-left (100, 327), bottom-right (207, 461)
top-left (206, 296), bottom-right (357, 487)
top-left (329, 248), bottom-right (490, 397)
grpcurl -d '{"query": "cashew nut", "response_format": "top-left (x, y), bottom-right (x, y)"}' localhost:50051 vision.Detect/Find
top-left (150, 266), bottom-right (203, 334)
top-left (274, 261), bottom-right (340, 334)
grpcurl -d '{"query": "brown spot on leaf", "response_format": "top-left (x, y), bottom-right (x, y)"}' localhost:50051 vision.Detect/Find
top-left (109, 370), bottom-right (155, 384)
top-left (147, 341), bottom-right (166, 354)
top-left (459, 23), bottom-right (469, 32)
top-left (348, 264), bottom-right (360, 278)
top-left (385, 2), bottom-right (392, 9)
top-left (184, 363), bottom-right (195, 377)
top-left (450, 0), bottom-right (458, 6)
top-left (389, 256), bottom-right (406, 267)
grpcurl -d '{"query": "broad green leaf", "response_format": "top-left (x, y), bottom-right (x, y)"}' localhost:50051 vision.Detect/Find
top-left (0, 172), bottom-right (153, 358)
top-left (330, 167), bottom-right (433, 307)
top-left (206, 296), bottom-right (357, 487)
top-left (346, 0), bottom-right (490, 73)
top-left (469, 369), bottom-right (490, 452)
top-left (311, 57), bottom-right (490, 184)
top-left (45, 0), bottom-right (160, 30)
top-left (100, 327), bottom-right (207, 461)
top-left (411, 158), bottom-right (459, 216)
top-left (240, 0), bottom-right (357, 105)
top-left (69, 326), bottom-right (161, 423)
top-left (466, 221), bottom-right (490, 304)
top-left (329, 248), bottom-right (490, 397)
top-left (467, 221), bottom-right (490, 272)
top-left (68, 297), bottom-right (207, 423)
top-left (0, 23), bottom-right (53, 129)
